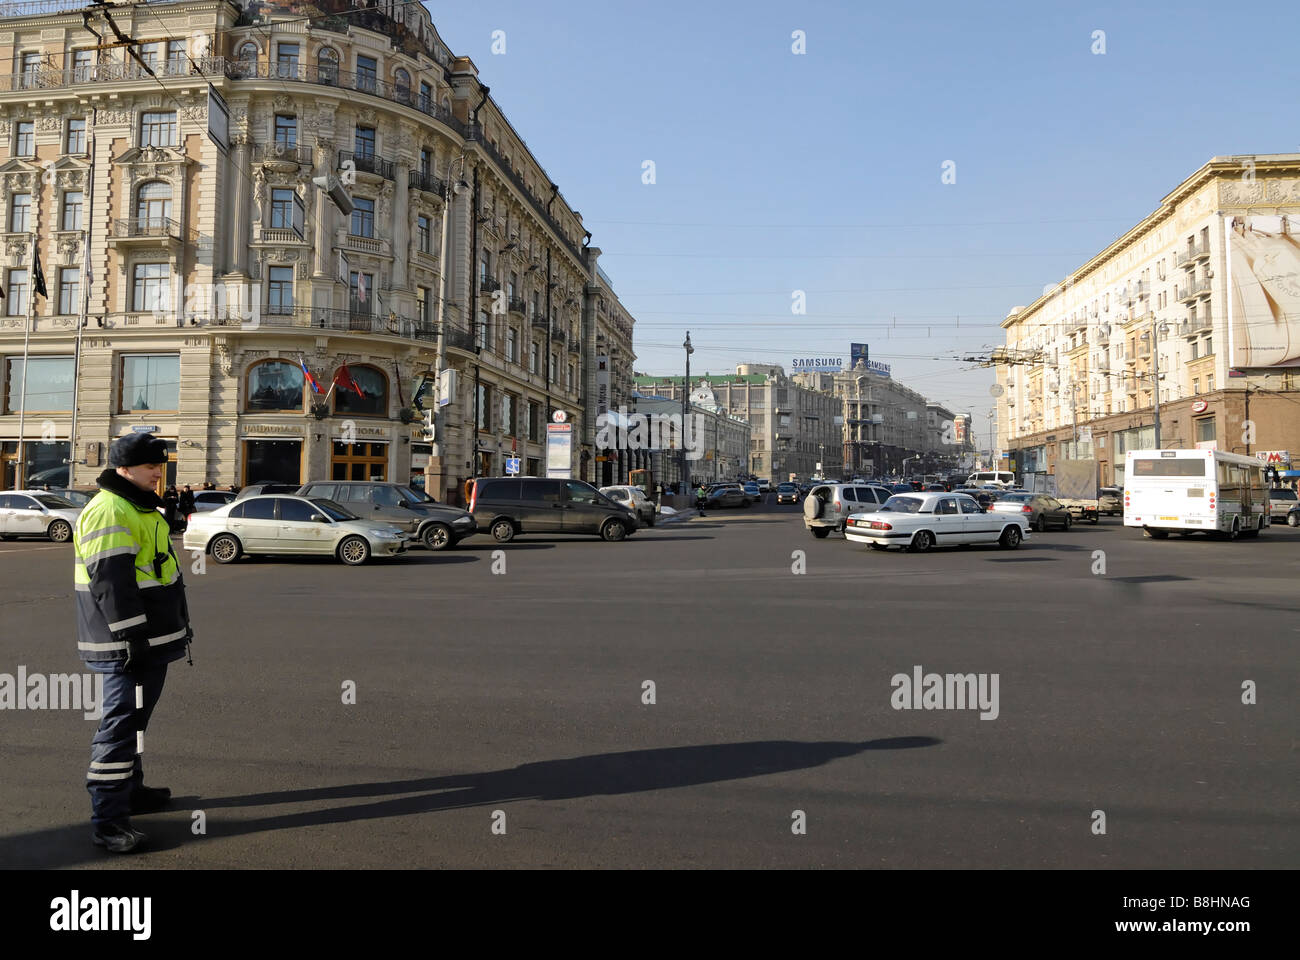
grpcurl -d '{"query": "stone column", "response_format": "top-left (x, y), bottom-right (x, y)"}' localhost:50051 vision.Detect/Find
top-left (229, 138), bottom-right (252, 276)
top-left (392, 162), bottom-right (410, 290)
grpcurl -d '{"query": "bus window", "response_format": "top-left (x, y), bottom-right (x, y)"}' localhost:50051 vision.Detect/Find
top-left (1132, 458), bottom-right (1206, 477)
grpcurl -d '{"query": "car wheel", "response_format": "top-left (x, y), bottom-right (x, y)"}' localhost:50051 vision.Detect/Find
top-left (601, 518), bottom-right (627, 542)
top-left (491, 520), bottom-right (515, 543)
top-left (210, 534), bottom-right (242, 564)
top-left (337, 535), bottom-right (371, 565)
top-left (1062, 515), bottom-right (1072, 531)
top-left (1035, 514), bottom-right (1047, 533)
top-left (421, 523), bottom-right (453, 551)
top-left (1289, 513), bottom-right (1299, 527)
top-left (47, 519), bottom-right (73, 543)
top-left (1227, 518), bottom-right (1240, 541)
top-left (999, 526), bottom-right (1022, 549)
top-left (810, 527), bottom-right (830, 539)
top-left (909, 530), bottom-right (935, 553)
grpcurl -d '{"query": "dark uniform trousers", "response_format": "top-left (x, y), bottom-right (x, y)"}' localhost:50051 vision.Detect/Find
top-left (86, 664), bottom-right (168, 825)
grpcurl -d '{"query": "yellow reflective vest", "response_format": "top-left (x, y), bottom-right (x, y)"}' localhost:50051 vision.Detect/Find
top-left (73, 470), bottom-right (191, 670)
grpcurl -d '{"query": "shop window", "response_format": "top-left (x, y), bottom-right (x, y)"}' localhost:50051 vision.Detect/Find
top-left (119, 354), bottom-right (179, 412)
top-left (243, 441), bottom-right (302, 485)
top-left (330, 441), bottom-right (387, 481)
top-left (4, 356), bottom-right (74, 413)
top-left (332, 364), bottom-right (387, 417)
top-left (246, 359), bottom-right (304, 412)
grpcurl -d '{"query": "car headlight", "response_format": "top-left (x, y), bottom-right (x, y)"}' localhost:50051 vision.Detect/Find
top-left (453, 516), bottom-right (473, 526)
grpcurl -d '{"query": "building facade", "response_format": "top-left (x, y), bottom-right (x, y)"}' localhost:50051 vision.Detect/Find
top-left (0, 0), bottom-right (631, 501)
top-left (996, 154), bottom-right (1300, 486)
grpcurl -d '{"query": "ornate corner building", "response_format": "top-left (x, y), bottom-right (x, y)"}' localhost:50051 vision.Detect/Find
top-left (0, 0), bottom-right (630, 501)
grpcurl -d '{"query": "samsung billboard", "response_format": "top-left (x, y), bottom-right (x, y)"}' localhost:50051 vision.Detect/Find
top-left (790, 357), bottom-right (844, 373)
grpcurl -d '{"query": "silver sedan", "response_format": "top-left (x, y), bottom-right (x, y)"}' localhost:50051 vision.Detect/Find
top-left (183, 495), bottom-right (409, 565)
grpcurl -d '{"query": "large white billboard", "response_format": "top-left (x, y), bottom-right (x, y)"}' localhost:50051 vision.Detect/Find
top-left (1225, 214), bottom-right (1300, 368)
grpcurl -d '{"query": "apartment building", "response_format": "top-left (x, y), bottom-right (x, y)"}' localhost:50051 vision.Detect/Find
top-left (996, 155), bottom-right (1300, 486)
top-left (0, 0), bottom-right (629, 501)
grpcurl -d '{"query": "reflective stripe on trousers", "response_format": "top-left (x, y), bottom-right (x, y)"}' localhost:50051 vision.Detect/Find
top-left (86, 663), bottom-right (168, 825)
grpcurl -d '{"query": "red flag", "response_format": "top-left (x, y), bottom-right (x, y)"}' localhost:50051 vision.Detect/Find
top-left (333, 363), bottom-right (366, 398)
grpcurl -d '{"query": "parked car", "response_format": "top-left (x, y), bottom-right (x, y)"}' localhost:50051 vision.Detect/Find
top-left (803, 483), bottom-right (893, 538)
top-left (775, 482), bottom-right (800, 505)
top-left (468, 477), bottom-right (638, 542)
top-left (991, 493), bottom-right (1073, 532)
top-left (600, 484), bottom-right (656, 526)
top-left (0, 491), bottom-right (82, 543)
top-left (42, 487), bottom-right (97, 507)
top-left (191, 490), bottom-right (237, 513)
top-left (1267, 487), bottom-right (1299, 522)
top-left (706, 484), bottom-right (749, 509)
top-left (742, 481), bottom-right (762, 503)
top-left (1098, 487), bottom-right (1122, 516)
top-left (1288, 504), bottom-right (1300, 527)
top-left (297, 480), bottom-right (476, 550)
top-left (845, 492), bottom-right (1030, 552)
top-left (183, 495), bottom-right (407, 565)
top-left (233, 481), bottom-right (301, 501)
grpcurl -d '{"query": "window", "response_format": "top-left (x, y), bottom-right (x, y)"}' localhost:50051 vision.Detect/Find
top-left (1204, 337), bottom-right (1212, 356)
top-left (354, 126), bottom-right (375, 158)
top-left (233, 498), bottom-right (275, 521)
top-left (502, 393), bottom-right (517, 435)
top-left (351, 197), bottom-right (374, 238)
top-left (549, 353), bottom-right (557, 383)
top-left (394, 67), bottom-right (411, 100)
top-left (1206, 374), bottom-right (1214, 391)
top-left (276, 43), bottom-right (299, 78)
top-left (417, 215), bottom-right (431, 253)
top-left (1193, 379), bottom-right (1200, 395)
top-left (317, 46), bottom-right (338, 84)
top-left (1191, 341), bottom-right (1199, 360)
top-left (72, 49), bottom-right (94, 82)
top-left (530, 341), bottom-right (539, 374)
top-left (65, 118), bottom-right (86, 154)
top-left (4, 357), bottom-right (74, 413)
top-left (166, 39), bottom-right (186, 71)
top-left (10, 193), bottom-right (31, 233)
top-left (58, 267), bottom-right (80, 315)
top-left (277, 499), bottom-right (317, 523)
top-left (61, 191), bottom-right (83, 231)
top-left (333, 365), bottom-right (387, 417)
top-left (120, 355), bottom-right (179, 411)
top-left (135, 181), bottom-right (172, 229)
top-left (274, 115), bottom-right (296, 148)
top-left (565, 481), bottom-right (598, 504)
top-left (477, 383), bottom-right (491, 430)
top-left (356, 54), bottom-right (377, 92)
top-left (348, 271), bottom-right (375, 315)
top-left (267, 266), bottom-right (294, 315)
top-left (567, 362), bottom-right (575, 390)
top-left (479, 250), bottom-right (491, 283)
top-left (476, 311), bottom-right (489, 350)
top-left (132, 263), bottom-right (170, 313)
top-left (419, 147), bottom-right (433, 176)
top-left (138, 42), bottom-right (161, 70)
top-left (416, 286), bottom-right (430, 325)
top-left (140, 111), bottom-right (177, 147)
top-left (506, 327), bottom-right (518, 363)
top-left (507, 272), bottom-right (518, 301)
top-left (527, 402), bottom-right (542, 441)
top-left (271, 188), bottom-right (295, 229)
top-left (6, 270), bottom-right (29, 315)
top-left (246, 359), bottom-right (304, 411)
top-left (419, 81), bottom-right (433, 112)
top-left (237, 41), bottom-right (259, 67)
top-left (16, 122), bottom-right (34, 157)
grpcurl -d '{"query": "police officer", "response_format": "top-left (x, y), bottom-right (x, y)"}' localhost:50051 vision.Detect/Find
top-left (74, 433), bottom-right (193, 854)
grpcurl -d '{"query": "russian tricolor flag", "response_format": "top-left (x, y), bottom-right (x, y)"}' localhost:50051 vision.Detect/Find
top-left (300, 357), bottom-right (321, 394)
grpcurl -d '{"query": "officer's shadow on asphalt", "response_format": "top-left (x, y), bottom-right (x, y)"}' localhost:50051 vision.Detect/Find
top-left (2, 737), bottom-right (940, 867)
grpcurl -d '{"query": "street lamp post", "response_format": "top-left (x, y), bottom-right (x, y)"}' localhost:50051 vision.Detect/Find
top-left (681, 331), bottom-right (693, 493)
top-left (1141, 317), bottom-right (1168, 450)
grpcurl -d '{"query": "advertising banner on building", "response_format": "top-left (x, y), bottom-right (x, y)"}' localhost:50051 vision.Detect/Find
top-left (1225, 215), bottom-right (1300, 369)
top-left (851, 343), bottom-right (869, 367)
top-left (791, 356), bottom-right (844, 373)
top-left (546, 423), bottom-right (572, 478)
top-left (596, 354), bottom-right (609, 421)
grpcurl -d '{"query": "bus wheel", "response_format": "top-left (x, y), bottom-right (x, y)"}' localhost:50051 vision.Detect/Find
top-left (1227, 518), bottom-right (1240, 541)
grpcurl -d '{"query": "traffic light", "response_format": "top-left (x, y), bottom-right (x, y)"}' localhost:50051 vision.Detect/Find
top-left (421, 410), bottom-right (435, 442)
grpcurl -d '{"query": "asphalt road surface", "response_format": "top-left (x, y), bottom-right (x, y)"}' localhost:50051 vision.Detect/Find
top-left (2, 500), bottom-right (1296, 868)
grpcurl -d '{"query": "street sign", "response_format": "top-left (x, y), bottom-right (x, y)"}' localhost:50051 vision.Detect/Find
top-left (130, 425), bottom-right (160, 434)
top-left (505, 457), bottom-right (521, 475)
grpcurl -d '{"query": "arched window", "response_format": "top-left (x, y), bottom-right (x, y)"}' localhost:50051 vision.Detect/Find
top-left (136, 181), bottom-right (172, 230)
top-left (393, 67), bottom-right (411, 102)
top-left (317, 46), bottom-right (339, 86)
top-left (236, 41), bottom-right (258, 77)
top-left (333, 364), bottom-right (388, 417)
top-left (246, 359), bottom-right (305, 412)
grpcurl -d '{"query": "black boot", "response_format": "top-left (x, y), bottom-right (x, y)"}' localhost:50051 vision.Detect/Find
top-left (92, 819), bottom-right (147, 853)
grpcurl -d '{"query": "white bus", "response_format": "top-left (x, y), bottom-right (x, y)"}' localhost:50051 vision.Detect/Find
top-left (967, 470), bottom-right (1016, 488)
top-left (1123, 448), bottom-right (1270, 539)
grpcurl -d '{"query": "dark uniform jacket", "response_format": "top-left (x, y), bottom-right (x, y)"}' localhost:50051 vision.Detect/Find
top-left (73, 470), bottom-right (192, 671)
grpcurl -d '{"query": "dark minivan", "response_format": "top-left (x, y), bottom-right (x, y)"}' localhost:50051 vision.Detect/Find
top-left (297, 480), bottom-right (476, 550)
top-left (469, 477), bottom-right (639, 542)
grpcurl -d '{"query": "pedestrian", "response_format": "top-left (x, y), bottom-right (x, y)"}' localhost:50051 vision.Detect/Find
top-left (73, 432), bottom-right (193, 854)
top-left (178, 485), bottom-right (196, 530)
top-left (162, 485), bottom-right (179, 532)
top-left (696, 483), bottom-right (707, 516)
top-left (202, 480), bottom-right (215, 491)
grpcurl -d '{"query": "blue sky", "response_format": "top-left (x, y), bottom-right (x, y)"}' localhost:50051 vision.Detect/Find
top-left (425, 0), bottom-right (1299, 432)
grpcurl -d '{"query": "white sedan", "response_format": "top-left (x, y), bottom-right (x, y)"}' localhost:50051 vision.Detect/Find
top-left (843, 492), bottom-right (1030, 552)
top-left (183, 495), bottom-right (409, 565)
top-left (0, 491), bottom-right (83, 543)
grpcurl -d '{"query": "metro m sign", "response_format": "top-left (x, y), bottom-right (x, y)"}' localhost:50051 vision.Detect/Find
top-left (1255, 450), bottom-right (1290, 466)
